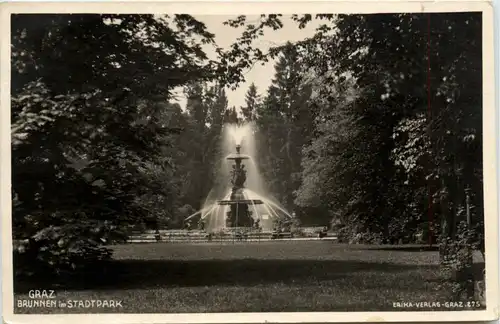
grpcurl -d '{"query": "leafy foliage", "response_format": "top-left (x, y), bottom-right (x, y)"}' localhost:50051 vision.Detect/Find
top-left (11, 14), bottom-right (231, 277)
top-left (222, 12), bottom-right (484, 298)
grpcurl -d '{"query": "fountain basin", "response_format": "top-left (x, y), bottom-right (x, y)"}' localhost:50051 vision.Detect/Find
top-left (226, 154), bottom-right (251, 161)
top-left (217, 199), bottom-right (264, 205)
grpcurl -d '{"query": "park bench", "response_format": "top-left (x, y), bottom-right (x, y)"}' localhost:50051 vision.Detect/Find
top-left (271, 232), bottom-right (292, 239)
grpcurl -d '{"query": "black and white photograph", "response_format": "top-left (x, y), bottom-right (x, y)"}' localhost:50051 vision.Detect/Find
top-left (1, 1), bottom-right (498, 323)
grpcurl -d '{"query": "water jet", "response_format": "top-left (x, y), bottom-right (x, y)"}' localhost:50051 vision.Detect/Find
top-left (185, 123), bottom-right (293, 233)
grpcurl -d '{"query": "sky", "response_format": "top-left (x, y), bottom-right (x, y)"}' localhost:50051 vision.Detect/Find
top-left (172, 15), bottom-right (322, 110)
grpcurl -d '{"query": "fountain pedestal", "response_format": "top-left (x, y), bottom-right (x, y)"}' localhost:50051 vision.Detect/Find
top-left (218, 144), bottom-right (263, 228)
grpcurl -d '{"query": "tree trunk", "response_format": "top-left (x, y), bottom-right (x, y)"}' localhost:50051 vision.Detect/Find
top-left (462, 189), bottom-right (475, 300)
top-left (439, 178), bottom-right (450, 264)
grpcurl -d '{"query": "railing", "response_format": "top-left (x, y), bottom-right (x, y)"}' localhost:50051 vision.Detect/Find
top-left (127, 228), bottom-right (338, 244)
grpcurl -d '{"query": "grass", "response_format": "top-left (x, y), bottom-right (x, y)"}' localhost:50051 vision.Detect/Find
top-left (13, 241), bottom-right (485, 313)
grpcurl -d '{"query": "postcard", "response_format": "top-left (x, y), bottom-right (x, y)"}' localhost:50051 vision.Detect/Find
top-left (1, 1), bottom-right (498, 323)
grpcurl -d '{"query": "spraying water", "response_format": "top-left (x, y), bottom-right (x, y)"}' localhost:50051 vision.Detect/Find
top-left (227, 123), bottom-right (251, 146)
top-left (185, 122), bottom-right (293, 232)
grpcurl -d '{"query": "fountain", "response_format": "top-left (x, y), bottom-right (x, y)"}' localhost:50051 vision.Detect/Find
top-left (219, 143), bottom-right (263, 228)
top-left (185, 123), bottom-right (293, 233)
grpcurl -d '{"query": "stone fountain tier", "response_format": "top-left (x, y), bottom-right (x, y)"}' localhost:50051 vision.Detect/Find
top-left (226, 153), bottom-right (251, 160)
top-left (217, 199), bottom-right (264, 205)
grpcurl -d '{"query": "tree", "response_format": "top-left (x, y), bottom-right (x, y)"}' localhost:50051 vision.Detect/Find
top-left (240, 83), bottom-right (260, 122)
top-left (11, 14), bottom-right (221, 276)
top-left (224, 106), bottom-right (240, 124)
top-left (294, 71), bottom-right (362, 229)
top-left (176, 82), bottom-right (230, 211)
top-left (255, 44), bottom-right (314, 216)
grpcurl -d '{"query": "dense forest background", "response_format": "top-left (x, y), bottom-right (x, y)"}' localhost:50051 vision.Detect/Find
top-left (11, 13), bottom-right (483, 298)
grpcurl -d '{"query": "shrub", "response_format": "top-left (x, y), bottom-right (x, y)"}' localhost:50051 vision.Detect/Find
top-left (13, 222), bottom-right (117, 279)
top-left (438, 221), bottom-right (480, 300)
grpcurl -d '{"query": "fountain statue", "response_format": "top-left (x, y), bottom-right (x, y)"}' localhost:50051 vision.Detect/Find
top-left (219, 144), bottom-right (263, 228)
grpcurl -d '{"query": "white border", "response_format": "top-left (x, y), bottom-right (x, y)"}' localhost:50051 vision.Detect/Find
top-left (1, 1), bottom-right (497, 323)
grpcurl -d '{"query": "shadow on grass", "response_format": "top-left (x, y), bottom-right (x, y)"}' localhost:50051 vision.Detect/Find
top-left (359, 245), bottom-right (440, 252)
top-left (425, 262), bottom-right (486, 283)
top-left (15, 258), bottom-right (437, 292)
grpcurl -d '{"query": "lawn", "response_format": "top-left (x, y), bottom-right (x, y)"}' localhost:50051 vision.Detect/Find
top-left (13, 241), bottom-right (485, 313)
